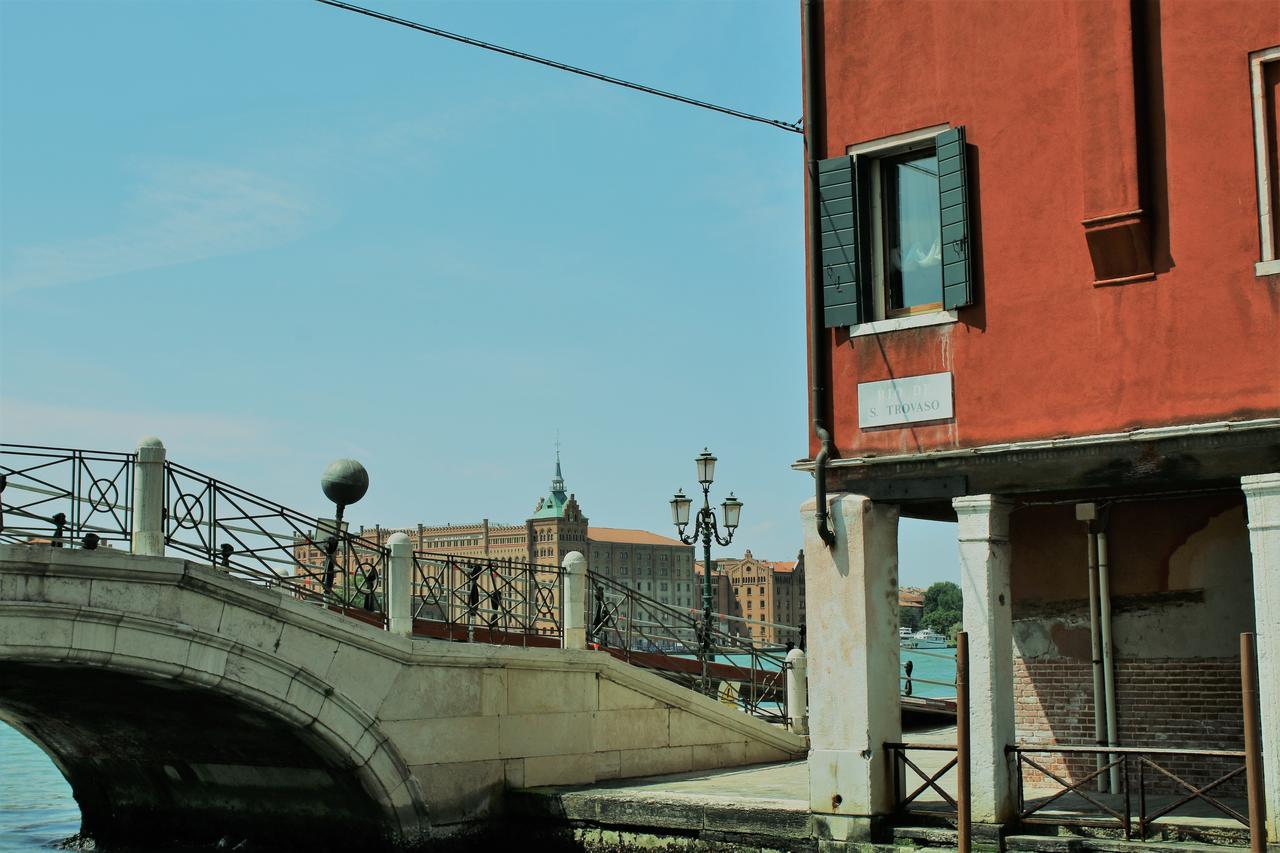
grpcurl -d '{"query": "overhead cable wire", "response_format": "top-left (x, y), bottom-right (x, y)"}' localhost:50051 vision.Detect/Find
top-left (313, 0), bottom-right (804, 134)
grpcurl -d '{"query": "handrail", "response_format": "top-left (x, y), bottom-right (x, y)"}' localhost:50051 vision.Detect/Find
top-left (1011, 742), bottom-right (1250, 840)
top-left (1, 444), bottom-right (135, 548)
top-left (585, 568), bottom-right (790, 723)
top-left (1010, 744), bottom-right (1245, 758)
top-left (409, 551), bottom-right (564, 645)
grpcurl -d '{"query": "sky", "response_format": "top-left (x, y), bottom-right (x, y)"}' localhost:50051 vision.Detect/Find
top-left (0, 0), bottom-right (958, 588)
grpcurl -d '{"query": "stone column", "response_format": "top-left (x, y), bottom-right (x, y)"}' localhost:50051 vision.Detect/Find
top-left (131, 436), bottom-right (166, 557)
top-left (1242, 472), bottom-right (1280, 842)
top-left (953, 495), bottom-right (1016, 825)
top-left (562, 550), bottom-right (587, 650)
top-left (801, 494), bottom-right (900, 842)
top-left (786, 647), bottom-right (809, 736)
top-left (386, 532), bottom-right (413, 638)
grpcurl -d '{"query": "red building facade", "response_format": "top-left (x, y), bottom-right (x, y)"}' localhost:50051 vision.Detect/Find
top-left (798, 0), bottom-right (1280, 842)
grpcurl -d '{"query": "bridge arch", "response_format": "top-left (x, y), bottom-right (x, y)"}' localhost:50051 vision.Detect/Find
top-left (0, 596), bottom-right (429, 851)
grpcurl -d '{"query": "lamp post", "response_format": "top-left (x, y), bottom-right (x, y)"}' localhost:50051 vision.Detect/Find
top-left (320, 458), bottom-right (369, 594)
top-left (670, 448), bottom-right (743, 696)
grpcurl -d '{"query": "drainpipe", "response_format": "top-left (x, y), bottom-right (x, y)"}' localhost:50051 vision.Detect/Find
top-left (1097, 527), bottom-right (1120, 793)
top-left (802, 0), bottom-right (836, 548)
top-left (1078, 503), bottom-right (1109, 791)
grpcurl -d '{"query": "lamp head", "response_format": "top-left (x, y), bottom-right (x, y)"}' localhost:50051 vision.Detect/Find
top-left (670, 488), bottom-right (692, 528)
top-left (721, 492), bottom-right (742, 531)
top-left (695, 448), bottom-right (716, 487)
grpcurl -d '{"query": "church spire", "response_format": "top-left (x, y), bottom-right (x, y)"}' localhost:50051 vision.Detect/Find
top-left (551, 447), bottom-right (565, 495)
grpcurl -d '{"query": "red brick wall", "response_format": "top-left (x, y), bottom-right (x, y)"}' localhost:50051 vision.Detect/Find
top-left (1014, 657), bottom-right (1245, 797)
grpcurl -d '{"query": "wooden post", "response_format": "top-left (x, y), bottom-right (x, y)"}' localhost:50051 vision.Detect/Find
top-left (1242, 632), bottom-right (1266, 853)
top-left (957, 631), bottom-right (972, 853)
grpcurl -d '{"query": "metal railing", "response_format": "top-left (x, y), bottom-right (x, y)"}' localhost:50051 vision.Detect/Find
top-left (887, 742), bottom-right (960, 818)
top-left (0, 444), bottom-right (135, 548)
top-left (887, 632), bottom-right (970, 839)
top-left (409, 552), bottom-right (563, 645)
top-left (1011, 744), bottom-right (1250, 841)
top-left (900, 645), bottom-right (958, 700)
top-left (586, 570), bottom-right (791, 724)
top-left (162, 461), bottom-right (388, 622)
top-left (0, 444), bottom-right (388, 623)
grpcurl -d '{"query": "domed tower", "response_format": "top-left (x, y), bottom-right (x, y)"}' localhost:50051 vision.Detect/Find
top-left (527, 450), bottom-right (589, 566)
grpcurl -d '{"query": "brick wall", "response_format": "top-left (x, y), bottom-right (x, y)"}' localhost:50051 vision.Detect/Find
top-left (1014, 656), bottom-right (1245, 797)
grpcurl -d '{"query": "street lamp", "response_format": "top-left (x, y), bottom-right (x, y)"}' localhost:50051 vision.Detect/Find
top-left (670, 448), bottom-right (742, 696)
top-left (320, 458), bottom-right (369, 594)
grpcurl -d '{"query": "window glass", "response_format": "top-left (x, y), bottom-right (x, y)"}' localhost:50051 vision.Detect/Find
top-left (886, 151), bottom-right (943, 312)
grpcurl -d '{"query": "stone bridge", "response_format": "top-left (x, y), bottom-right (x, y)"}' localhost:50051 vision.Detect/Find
top-left (0, 544), bottom-right (806, 850)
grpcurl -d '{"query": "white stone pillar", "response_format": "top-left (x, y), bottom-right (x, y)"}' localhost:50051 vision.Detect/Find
top-left (131, 436), bottom-right (166, 557)
top-left (386, 532), bottom-right (413, 638)
top-left (1242, 472), bottom-right (1280, 843)
top-left (562, 550), bottom-right (587, 650)
top-left (953, 494), bottom-right (1016, 825)
top-left (801, 494), bottom-right (900, 841)
top-left (787, 647), bottom-right (809, 736)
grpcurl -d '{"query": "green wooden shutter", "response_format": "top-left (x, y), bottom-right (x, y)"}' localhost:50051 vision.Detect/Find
top-left (936, 126), bottom-right (972, 310)
top-left (818, 155), bottom-right (861, 327)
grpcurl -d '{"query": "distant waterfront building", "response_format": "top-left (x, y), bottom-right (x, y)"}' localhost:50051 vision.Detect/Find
top-left (898, 587), bottom-right (925, 628)
top-left (297, 454), bottom-right (695, 614)
top-left (695, 550), bottom-right (806, 646)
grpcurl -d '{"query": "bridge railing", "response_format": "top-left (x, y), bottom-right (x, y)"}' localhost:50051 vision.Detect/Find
top-left (0, 444), bottom-right (135, 549)
top-left (409, 551), bottom-right (563, 645)
top-left (163, 461), bottom-right (389, 623)
top-left (586, 569), bottom-right (792, 724)
top-left (0, 443), bottom-right (389, 624)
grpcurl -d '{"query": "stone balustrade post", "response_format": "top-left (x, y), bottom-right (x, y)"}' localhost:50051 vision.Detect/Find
top-left (786, 647), bottom-right (809, 736)
top-left (1242, 472), bottom-right (1280, 843)
top-left (132, 436), bottom-right (166, 557)
top-left (386, 532), bottom-right (413, 638)
top-left (562, 551), bottom-right (587, 650)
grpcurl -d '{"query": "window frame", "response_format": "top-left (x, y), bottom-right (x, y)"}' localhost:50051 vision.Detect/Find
top-left (846, 124), bottom-right (961, 328)
top-left (1251, 45), bottom-right (1280, 276)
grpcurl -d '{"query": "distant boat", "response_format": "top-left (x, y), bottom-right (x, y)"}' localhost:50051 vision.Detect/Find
top-left (905, 629), bottom-right (947, 649)
top-left (899, 626), bottom-right (913, 643)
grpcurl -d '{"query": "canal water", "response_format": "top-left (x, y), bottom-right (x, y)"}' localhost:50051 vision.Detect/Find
top-left (0, 722), bottom-right (78, 851)
top-left (0, 650), bottom-right (957, 850)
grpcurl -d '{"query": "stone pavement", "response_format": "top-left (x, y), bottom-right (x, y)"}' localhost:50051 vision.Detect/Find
top-left (513, 722), bottom-right (1257, 850)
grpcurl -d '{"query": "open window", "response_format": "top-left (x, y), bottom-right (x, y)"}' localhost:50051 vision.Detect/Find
top-left (819, 125), bottom-right (973, 329)
top-left (1252, 46), bottom-right (1280, 276)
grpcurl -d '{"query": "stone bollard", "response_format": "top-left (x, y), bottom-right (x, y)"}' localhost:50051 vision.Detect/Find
top-left (786, 647), bottom-right (809, 736)
top-left (562, 551), bottom-right (587, 650)
top-left (132, 436), bottom-right (166, 557)
top-left (386, 532), bottom-right (413, 637)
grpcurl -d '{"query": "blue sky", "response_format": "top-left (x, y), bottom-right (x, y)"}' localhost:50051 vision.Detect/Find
top-left (0, 0), bottom-right (957, 587)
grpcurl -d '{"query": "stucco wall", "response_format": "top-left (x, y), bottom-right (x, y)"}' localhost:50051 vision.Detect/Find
top-left (808, 0), bottom-right (1280, 459)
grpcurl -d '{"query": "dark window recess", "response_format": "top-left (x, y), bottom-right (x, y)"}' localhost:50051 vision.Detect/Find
top-left (883, 149), bottom-right (943, 314)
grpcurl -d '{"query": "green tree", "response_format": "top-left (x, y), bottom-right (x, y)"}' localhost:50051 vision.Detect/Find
top-left (899, 606), bottom-right (922, 631)
top-left (922, 581), bottom-right (963, 635)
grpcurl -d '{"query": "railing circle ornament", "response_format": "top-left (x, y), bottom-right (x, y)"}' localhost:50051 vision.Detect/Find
top-left (173, 493), bottom-right (204, 529)
top-left (357, 561), bottom-right (379, 592)
top-left (86, 478), bottom-right (118, 513)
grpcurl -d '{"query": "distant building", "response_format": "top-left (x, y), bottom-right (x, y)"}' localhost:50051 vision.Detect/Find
top-left (695, 550), bottom-right (806, 646)
top-left (898, 587), bottom-right (925, 627)
top-left (297, 454), bottom-right (695, 615)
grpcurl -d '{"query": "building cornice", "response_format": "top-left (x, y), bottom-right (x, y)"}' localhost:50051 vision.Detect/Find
top-left (792, 417), bottom-right (1280, 472)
